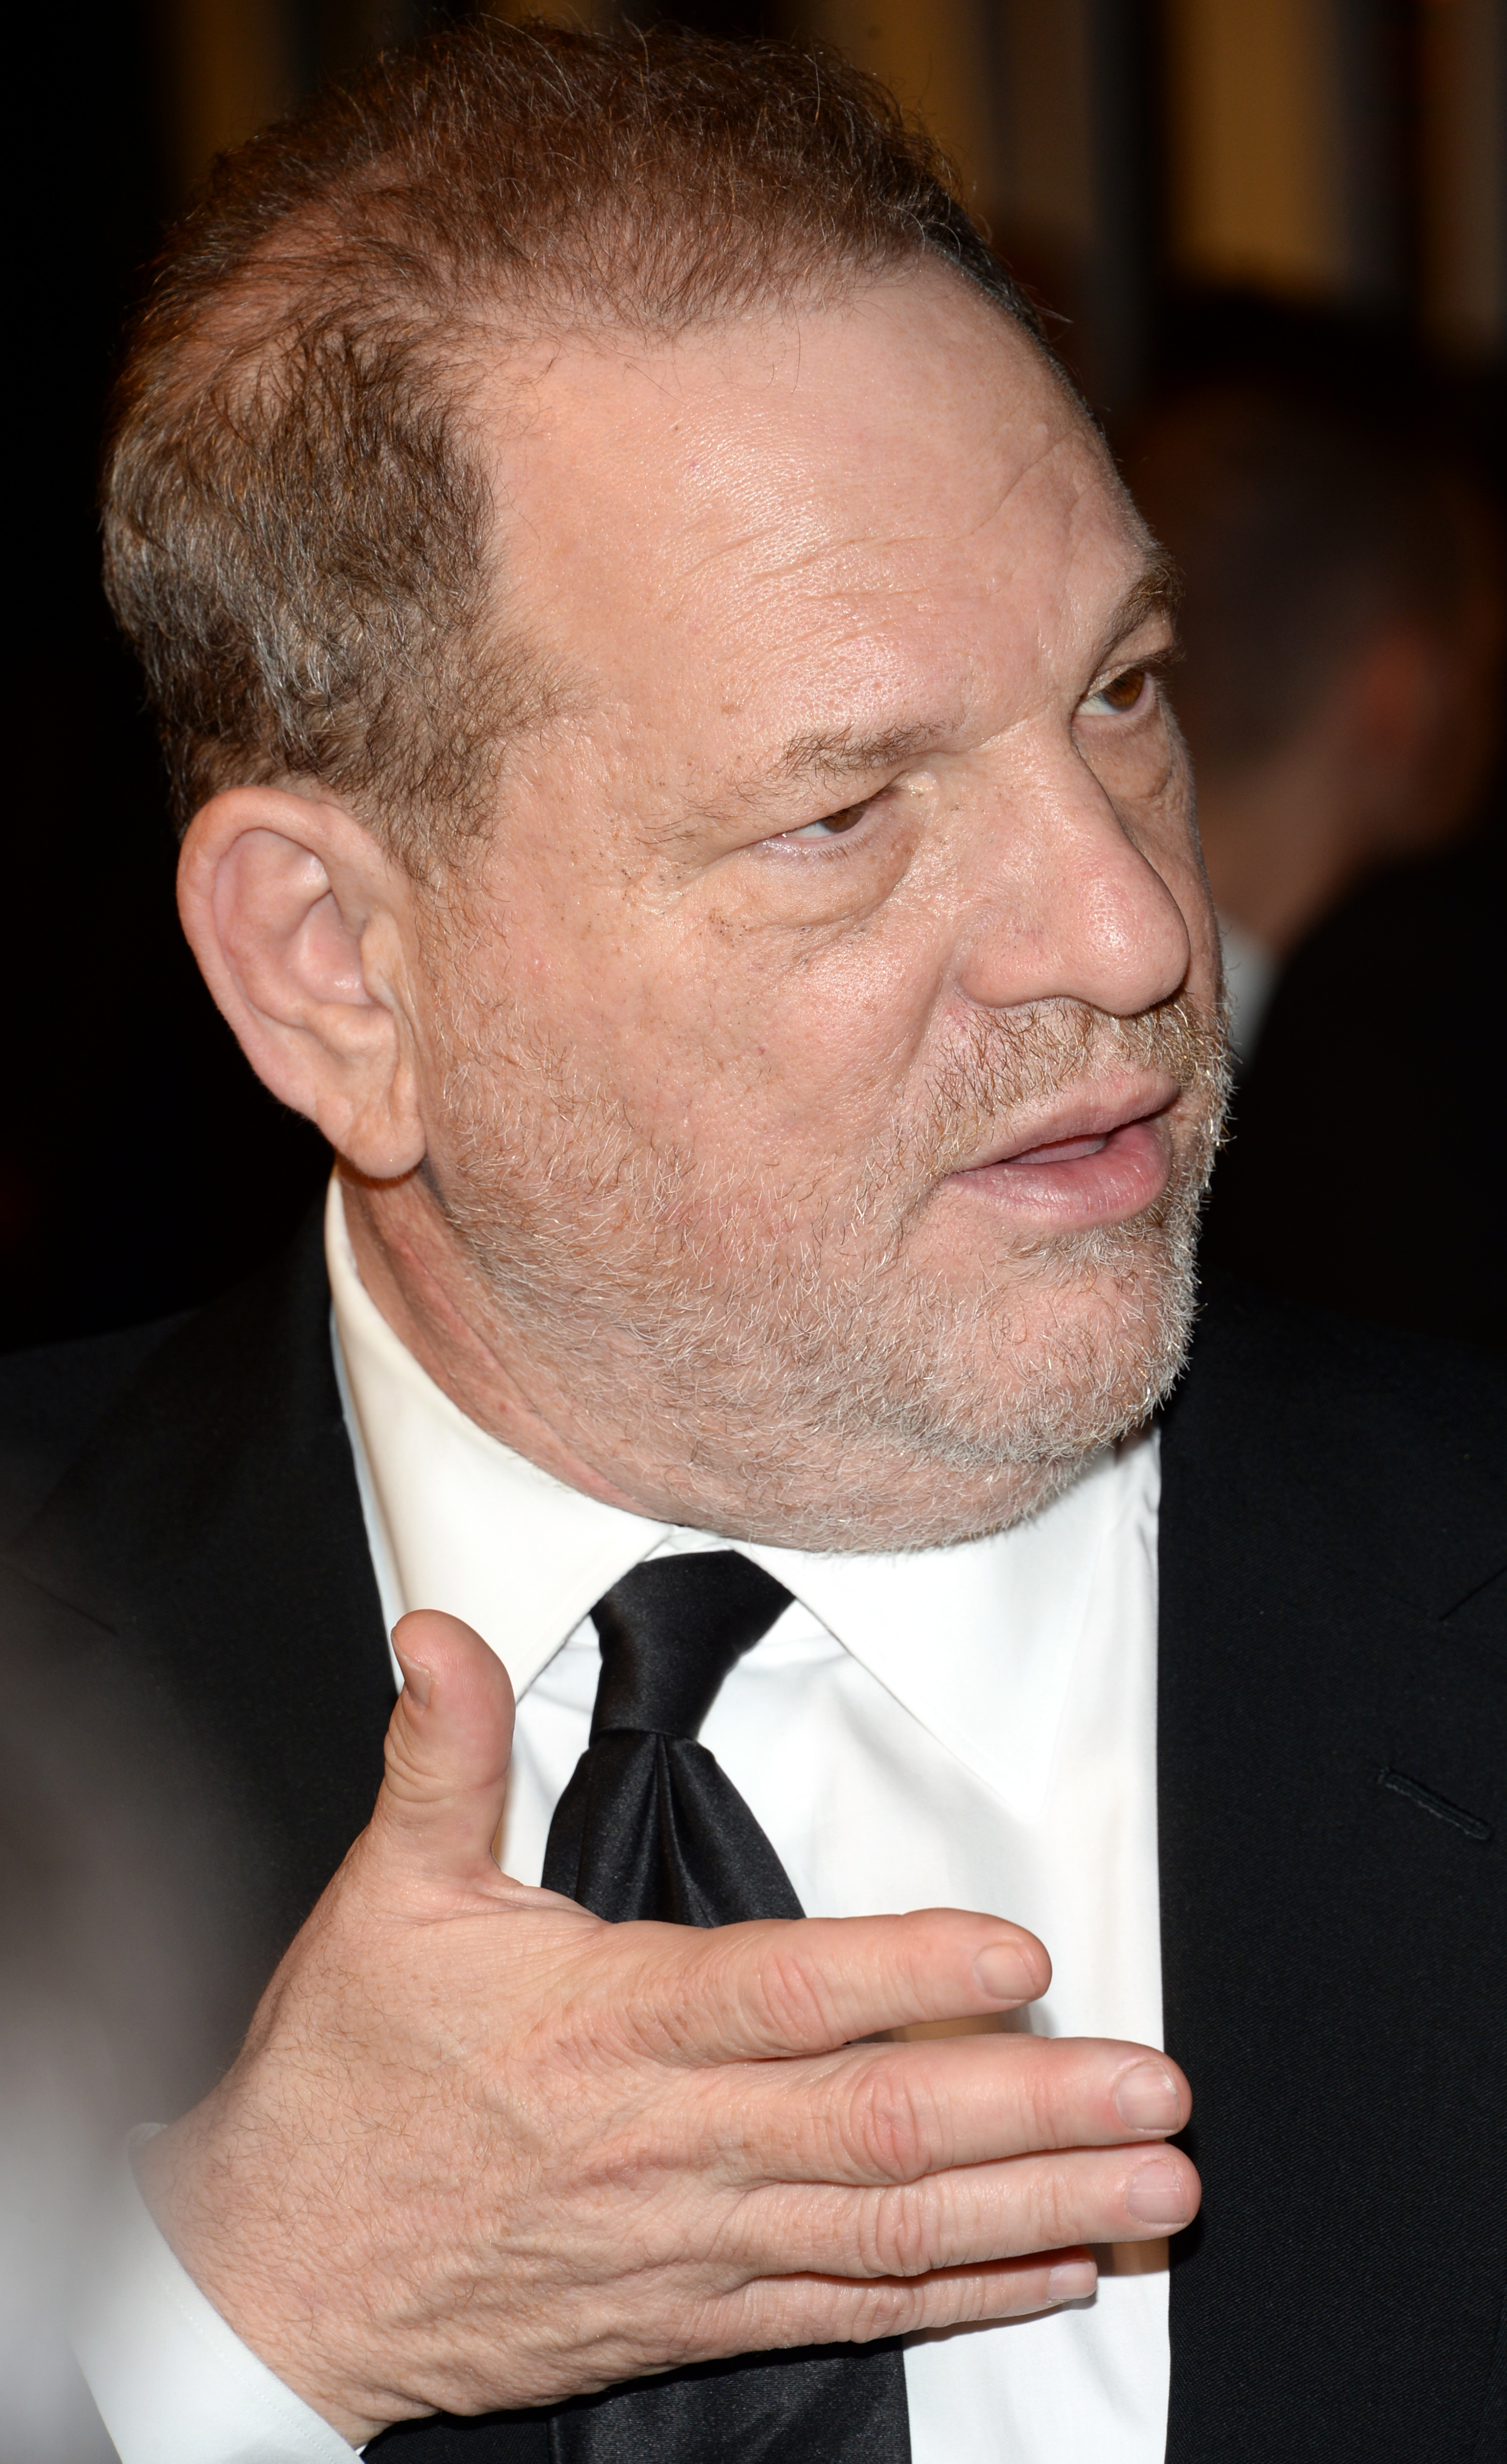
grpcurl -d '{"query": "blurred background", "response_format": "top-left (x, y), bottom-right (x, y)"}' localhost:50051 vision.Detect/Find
top-left (7, 0), bottom-right (1504, 1355)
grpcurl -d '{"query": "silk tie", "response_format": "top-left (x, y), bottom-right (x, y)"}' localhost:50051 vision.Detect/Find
top-left (540, 1552), bottom-right (913, 2464)
top-left (373, 1554), bottom-right (911, 2461)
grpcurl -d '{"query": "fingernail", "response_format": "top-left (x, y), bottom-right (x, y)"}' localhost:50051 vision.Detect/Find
top-left (1126, 2158), bottom-right (1193, 2226)
top-left (972, 1942), bottom-right (1037, 2003)
top-left (1113, 2062), bottom-right (1183, 2131)
top-left (1046, 2260), bottom-right (1097, 2302)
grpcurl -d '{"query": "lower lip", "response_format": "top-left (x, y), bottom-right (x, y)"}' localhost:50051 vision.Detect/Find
top-left (946, 1116), bottom-right (1171, 1227)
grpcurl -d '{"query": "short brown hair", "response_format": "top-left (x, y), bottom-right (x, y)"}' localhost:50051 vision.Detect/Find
top-left (102, 17), bottom-right (1044, 871)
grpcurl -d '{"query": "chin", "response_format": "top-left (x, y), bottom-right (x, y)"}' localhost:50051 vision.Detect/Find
top-left (701, 1205), bottom-right (1205, 1557)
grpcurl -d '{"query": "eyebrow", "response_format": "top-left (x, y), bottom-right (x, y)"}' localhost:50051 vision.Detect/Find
top-left (1093, 550), bottom-right (1183, 668)
top-left (758, 552), bottom-right (1183, 798)
top-left (769, 719), bottom-right (949, 788)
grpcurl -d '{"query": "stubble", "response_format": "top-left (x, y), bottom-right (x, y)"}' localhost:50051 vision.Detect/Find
top-left (422, 979), bottom-right (1230, 1549)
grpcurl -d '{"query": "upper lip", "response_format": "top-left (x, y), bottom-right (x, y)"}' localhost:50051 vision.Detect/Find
top-left (952, 1076), bottom-right (1183, 1173)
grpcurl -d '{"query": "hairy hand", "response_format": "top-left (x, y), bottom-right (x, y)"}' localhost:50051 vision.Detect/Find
top-left (138, 1611), bottom-right (1200, 2440)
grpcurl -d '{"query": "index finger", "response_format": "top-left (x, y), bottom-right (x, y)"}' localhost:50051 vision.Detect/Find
top-left (603, 1908), bottom-right (1050, 2062)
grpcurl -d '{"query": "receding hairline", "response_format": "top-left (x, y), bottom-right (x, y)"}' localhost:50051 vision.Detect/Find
top-left (156, 171), bottom-right (1052, 445)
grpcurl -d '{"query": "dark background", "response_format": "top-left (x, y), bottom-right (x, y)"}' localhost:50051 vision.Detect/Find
top-left (7, 0), bottom-right (1503, 1350)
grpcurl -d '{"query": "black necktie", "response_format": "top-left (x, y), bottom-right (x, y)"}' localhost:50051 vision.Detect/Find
top-left (373, 1553), bottom-right (911, 2462)
top-left (540, 1552), bottom-right (912, 2464)
top-left (541, 1551), bottom-right (803, 1925)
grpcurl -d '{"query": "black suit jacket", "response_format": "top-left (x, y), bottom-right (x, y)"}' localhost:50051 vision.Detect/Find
top-left (2, 1219), bottom-right (1503, 2461)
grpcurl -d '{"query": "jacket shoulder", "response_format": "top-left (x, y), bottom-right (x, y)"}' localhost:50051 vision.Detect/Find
top-left (0, 1313), bottom-right (189, 1543)
top-left (1, 1209), bottom-right (392, 2034)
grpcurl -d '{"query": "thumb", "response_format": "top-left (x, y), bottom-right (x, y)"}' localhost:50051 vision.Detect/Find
top-left (368, 1609), bottom-right (517, 1884)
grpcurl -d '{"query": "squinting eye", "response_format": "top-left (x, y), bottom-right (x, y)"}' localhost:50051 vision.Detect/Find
top-left (1083, 665), bottom-right (1152, 717)
top-left (781, 802), bottom-right (869, 844)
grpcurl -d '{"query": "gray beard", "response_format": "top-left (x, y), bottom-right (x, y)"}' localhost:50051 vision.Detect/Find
top-left (424, 991), bottom-right (1230, 1550)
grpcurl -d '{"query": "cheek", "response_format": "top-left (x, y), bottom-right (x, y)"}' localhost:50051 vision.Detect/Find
top-left (665, 926), bottom-right (936, 1168)
top-left (1183, 884), bottom-right (1222, 1003)
top-left (429, 844), bottom-right (946, 1170)
top-left (629, 922), bottom-right (942, 1166)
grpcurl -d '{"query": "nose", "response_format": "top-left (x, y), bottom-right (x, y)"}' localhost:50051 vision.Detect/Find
top-left (950, 743), bottom-right (1193, 1019)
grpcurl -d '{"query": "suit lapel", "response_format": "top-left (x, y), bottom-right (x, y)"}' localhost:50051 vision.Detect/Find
top-left (8, 1211), bottom-right (394, 2058)
top-left (1157, 1278), bottom-right (1506, 2460)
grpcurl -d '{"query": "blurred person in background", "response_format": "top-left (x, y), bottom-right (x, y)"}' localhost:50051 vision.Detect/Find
top-left (0, 1589), bottom-right (244, 2462)
top-left (1128, 333), bottom-right (1506, 1351)
top-left (1128, 343), bottom-right (1504, 1067)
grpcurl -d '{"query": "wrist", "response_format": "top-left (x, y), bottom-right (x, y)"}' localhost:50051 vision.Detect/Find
top-left (134, 2102), bottom-right (406, 2445)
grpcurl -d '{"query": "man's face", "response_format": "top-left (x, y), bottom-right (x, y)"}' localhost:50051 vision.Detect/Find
top-left (408, 266), bottom-right (1225, 1548)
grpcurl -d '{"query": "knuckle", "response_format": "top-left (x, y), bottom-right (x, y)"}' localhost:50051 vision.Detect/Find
top-left (860, 2183), bottom-right (948, 2278)
top-left (1011, 2052), bottom-right (1069, 2153)
top-left (586, 2132), bottom-right (663, 2200)
top-left (904, 2268), bottom-right (1019, 2332)
top-left (1022, 2158), bottom-right (1079, 2251)
top-left (841, 2061), bottom-right (943, 2182)
top-left (844, 2277), bottom-right (935, 2340)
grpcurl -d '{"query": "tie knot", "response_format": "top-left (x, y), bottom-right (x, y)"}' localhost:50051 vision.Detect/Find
top-left (589, 1552), bottom-right (793, 1740)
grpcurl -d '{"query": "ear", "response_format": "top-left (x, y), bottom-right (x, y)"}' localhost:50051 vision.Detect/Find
top-left (177, 786), bottom-right (427, 1179)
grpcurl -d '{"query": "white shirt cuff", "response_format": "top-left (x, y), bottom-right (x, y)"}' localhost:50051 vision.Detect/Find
top-left (71, 2128), bottom-right (359, 2464)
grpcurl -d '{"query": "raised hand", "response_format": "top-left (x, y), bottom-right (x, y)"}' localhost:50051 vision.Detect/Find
top-left (138, 1611), bottom-right (1200, 2443)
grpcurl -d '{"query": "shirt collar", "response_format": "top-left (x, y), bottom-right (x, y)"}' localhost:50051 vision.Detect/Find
top-left (326, 1176), bottom-right (1156, 1816)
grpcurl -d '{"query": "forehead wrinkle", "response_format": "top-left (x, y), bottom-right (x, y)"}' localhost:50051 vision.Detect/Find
top-left (680, 467), bottom-right (1064, 602)
top-left (664, 403), bottom-right (1090, 608)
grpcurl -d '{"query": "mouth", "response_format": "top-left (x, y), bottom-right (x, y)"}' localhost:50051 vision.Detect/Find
top-left (942, 1082), bottom-right (1182, 1230)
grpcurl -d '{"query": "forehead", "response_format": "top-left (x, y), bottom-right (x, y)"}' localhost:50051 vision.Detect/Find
top-left (487, 268), bottom-right (1144, 762)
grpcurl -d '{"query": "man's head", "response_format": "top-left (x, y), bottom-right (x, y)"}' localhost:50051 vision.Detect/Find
top-left (107, 22), bottom-right (1225, 1551)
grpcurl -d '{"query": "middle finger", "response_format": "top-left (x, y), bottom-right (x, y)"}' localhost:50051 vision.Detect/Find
top-left (692, 2032), bottom-right (1190, 2187)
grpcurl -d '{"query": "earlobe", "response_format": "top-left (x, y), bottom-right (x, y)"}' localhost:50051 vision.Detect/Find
top-left (177, 785), bottom-right (428, 1179)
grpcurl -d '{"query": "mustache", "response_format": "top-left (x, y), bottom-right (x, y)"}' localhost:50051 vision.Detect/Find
top-left (867, 991), bottom-right (1229, 1214)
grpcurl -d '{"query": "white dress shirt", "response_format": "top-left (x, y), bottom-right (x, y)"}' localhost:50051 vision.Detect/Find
top-left (76, 1178), bottom-right (1170, 2462)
